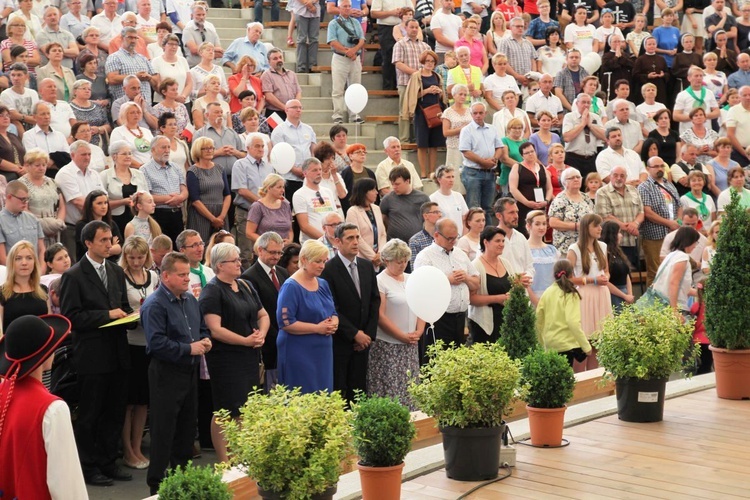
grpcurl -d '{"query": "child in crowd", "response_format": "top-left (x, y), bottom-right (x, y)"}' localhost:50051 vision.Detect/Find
top-left (691, 279), bottom-right (713, 375)
top-left (585, 172), bottom-right (603, 202)
top-left (526, 210), bottom-right (559, 300)
top-left (125, 191), bottom-right (161, 245)
top-left (436, 51), bottom-right (457, 96)
top-left (535, 259), bottom-right (592, 367)
top-left (40, 243), bottom-right (71, 289)
top-left (48, 277), bottom-right (62, 315)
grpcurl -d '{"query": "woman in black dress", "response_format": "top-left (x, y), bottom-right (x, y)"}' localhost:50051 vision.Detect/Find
top-left (403, 50), bottom-right (446, 178)
top-left (600, 221), bottom-right (634, 313)
top-left (468, 226), bottom-right (512, 344)
top-left (199, 242), bottom-right (270, 462)
top-left (508, 141), bottom-right (554, 238)
top-left (632, 37), bottom-right (669, 106)
top-left (648, 109), bottom-right (681, 167)
top-left (600, 34), bottom-right (634, 101)
top-left (0, 240), bottom-right (49, 332)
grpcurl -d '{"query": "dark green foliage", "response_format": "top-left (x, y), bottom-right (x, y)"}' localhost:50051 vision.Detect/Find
top-left (157, 462), bottom-right (232, 500)
top-left (705, 190), bottom-right (750, 349)
top-left (499, 279), bottom-right (539, 360)
top-left (521, 349), bottom-right (575, 409)
top-left (352, 395), bottom-right (416, 467)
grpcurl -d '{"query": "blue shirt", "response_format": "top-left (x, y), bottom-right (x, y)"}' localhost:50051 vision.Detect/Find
top-left (231, 157), bottom-right (275, 210)
top-left (526, 18), bottom-right (559, 41)
top-left (142, 284), bottom-right (209, 365)
top-left (728, 69), bottom-right (750, 89)
top-left (652, 25), bottom-right (680, 68)
top-left (270, 120), bottom-right (317, 182)
top-left (458, 120), bottom-right (504, 169)
top-left (0, 208), bottom-right (43, 252)
top-left (222, 37), bottom-right (269, 71)
top-left (327, 15), bottom-right (365, 50)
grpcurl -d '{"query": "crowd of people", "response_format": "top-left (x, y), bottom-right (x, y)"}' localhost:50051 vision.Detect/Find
top-left (0, 0), bottom-right (746, 496)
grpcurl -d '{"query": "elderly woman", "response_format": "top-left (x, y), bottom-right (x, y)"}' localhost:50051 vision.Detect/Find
top-left (101, 140), bottom-right (149, 234)
top-left (651, 226), bottom-right (702, 323)
top-left (192, 74), bottom-right (232, 129)
top-left (151, 34), bottom-right (192, 105)
top-left (712, 29), bottom-right (738, 74)
top-left (20, 148), bottom-right (65, 247)
top-left (76, 26), bottom-right (107, 78)
top-left (368, 238), bottom-right (424, 408)
top-left (188, 137), bottom-right (231, 243)
top-left (493, 90), bottom-right (531, 140)
top-left (74, 53), bottom-right (109, 106)
top-left (247, 173), bottom-right (293, 245)
top-left (680, 107), bottom-right (720, 166)
top-left (1, 17), bottom-right (39, 72)
top-left (0, 105), bottom-right (25, 182)
top-left (153, 78), bottom-right (191, 137)
top-left (189, 42), bottom-right (228, 101)
top-left (346, 178), bottom-right (386, 268)
top-left (469, 226), bottom-right (513, 344)
top-left (548, 167), bottom-right (593, 254)
top-left (235, 106), bottom-right (271, 151)
top-left (442, 84), bottom-right (472, 172)
top-left (7, 0), bottom-right (42, 42)
top-left (119, 236), bottom-right (158, 471)
top-left (709, 137), bottom-right (739, 193)
top-left (498, 118), bottom-right (526, 195)
top-left (157, 112), bottom-right (191, 170)
top-left (276, 239), bottom-right (338, 394)
top-left (110, 102), bottom-right (154, 167)
top-left (508, 141), bottom-right (553, 237)
top-left (681, 170), bottom-right (717, 224)
top-left (228, 55), bottom-right (264, 114)
top-left (70, 80), bottom-right (111, 148)
top-left (600, 34), bottom-right (634, 101)
top-left (403, 50), bottom-right (446, 178)
top-left (717, 166), bottom-right (750, 212)
top-left (36, 43), bottom-right (76, 102)
top-left (200, 242), bottom-right (270, 461)
top-left (340, 143), bottom-right (377, 214)
top-left (529, 110), bottom-right (562, 166)
top-left (329, 125), bottom-right (350, 173)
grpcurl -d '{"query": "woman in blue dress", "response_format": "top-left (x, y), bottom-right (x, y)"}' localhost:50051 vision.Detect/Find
top-left (276, 240), bottom-right (338, 393)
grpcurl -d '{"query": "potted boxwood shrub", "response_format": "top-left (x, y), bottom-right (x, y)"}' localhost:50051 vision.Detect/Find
top-left (593, 303), bottom-right (698, 422)
top-left (409, 341), bottom-right (520, 481)
top-left (217, 386), bottom-right (352, 500)
top-left (520, 348), bottom-right (575, 446)
top-left (499, 277), bottom-right (539, 361)
top-left (157, 462), bottom-right (232, 500)
top-left (705, 190), bottom-right (750, 399)
top-left (352, 395), bottom-right (416, 500)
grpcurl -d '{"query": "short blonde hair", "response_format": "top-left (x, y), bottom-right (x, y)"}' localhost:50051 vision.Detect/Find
top-left (640, 82), bottom-right (657, 96)
top-left (259, 173), bottom-right (285, 197)
top-left (118, 101), bottom-right (142, 124)
top-left (24, 148), bottom-right (50, 165)
top-left (506, 117), bottom-right (523, 133)
top-left (191, 136), bottom-right (214, 162)
top-left (548, 143), bottom-right (565, 157)
top-left (120, 235), bottom-right (154, 270)
top-left (299, 239), bottom-right (329, 264)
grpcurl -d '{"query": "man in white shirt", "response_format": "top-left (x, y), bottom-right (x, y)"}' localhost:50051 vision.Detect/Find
top-left (55, 141), bottom-right (104, 261)
top-left (430, 0), bottom-right (462, 62)
top-left (596, 126), bottom-right (647, 184)
top-left (292, 158), bottom-right (339, 243)
top-left (493, 197), bottom-right (535, 280)
top-left (609, 99), bottom-right (644, 153)
top-left (725, 85), bottom-right (750, 167)
top-left (22, 101), bottom-right (70, 177)
top-left (135, 0), bottom-right (158, 42)
top-left (673, 65), bottom-right (720, 135)
top-left (371, 0), bottom-right (412, 89)
top-left (91, 0), bottom-right (122, 48)
top-left (37, 78), bottom-right (76, 138)
top-left (176, 229), bottom-right (215, 297)
top-left (375, 136), bottom-right (423, 195)
top-left (0, 62), bottom-right (39, 135)
top-left (166, 0), bottom-right (194, 35)
top-left (429, 165), bottom-right (469, 236)
top-left (525, 73), bottom-right (564, 131)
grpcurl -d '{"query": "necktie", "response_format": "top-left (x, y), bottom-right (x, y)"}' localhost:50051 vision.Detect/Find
top-left (98, 263), bottom-right (108, 289)
top-left (349, 261), bottom-right (361, 297)
top-left (270, 267), bottom-right (280, 291)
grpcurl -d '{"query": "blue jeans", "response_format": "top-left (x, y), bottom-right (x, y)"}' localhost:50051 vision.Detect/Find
top-left (461, 167), bottom-right (495, 220)
top-left (255, 0), bottom-right (280, 22)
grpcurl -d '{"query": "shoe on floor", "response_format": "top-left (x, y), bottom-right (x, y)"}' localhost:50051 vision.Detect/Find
top-left (102, 466), bottom-right (133, 481)
top-left (123, 459), bottom-right (149, 470)
top-left (85, 472), bottom-right (114, 487)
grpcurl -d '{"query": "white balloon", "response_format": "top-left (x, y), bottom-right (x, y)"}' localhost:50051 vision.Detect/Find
top-left (580, 52), bottom-right (602, 75)
top-left (344, 84), bottom-right (369, 114)
top-left (270, 143), bottom-right (295, 175)
top-left (406, 266), bottom-right (451, 325)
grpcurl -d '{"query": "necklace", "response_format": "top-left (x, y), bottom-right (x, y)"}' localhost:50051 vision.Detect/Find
top-left (127, 126), bottom-right (144, 138)
top-left (481, 255), bottom-right (500, 276)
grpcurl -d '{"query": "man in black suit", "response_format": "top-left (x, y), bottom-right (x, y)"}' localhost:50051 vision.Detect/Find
top-left (321, 223), bottom-right (380, 404)
top-left (241, 231), bottom-right (288, 392)
top-left (60, 220), bottom-right (134, 486)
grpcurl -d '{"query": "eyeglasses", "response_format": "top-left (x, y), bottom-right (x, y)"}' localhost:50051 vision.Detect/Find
top-left (183, 241), bottom-right (205, 249)
top-left (221, 258), bottom-right (241, 265)
top-left (437, 232), bottom-right (457, 242)
top-left (262, 249), bottom-right (284, 256)
top-left (202, 146), bottom-right (215, 151)
top-left (10, 193), bottom-right (29, 203)
top-left (427, 210), bottom-right (443, 215)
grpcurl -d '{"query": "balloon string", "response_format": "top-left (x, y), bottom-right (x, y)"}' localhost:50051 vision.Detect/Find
top-left (428, 324), bottom-right (436, 345)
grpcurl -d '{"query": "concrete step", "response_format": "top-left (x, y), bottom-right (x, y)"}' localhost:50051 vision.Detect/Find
top-left (299, 85), bottom-right (322, 98)
top-left (283, 48), bottom-right (378, 66)
top-left (299, 96), bottom-right (332, 110)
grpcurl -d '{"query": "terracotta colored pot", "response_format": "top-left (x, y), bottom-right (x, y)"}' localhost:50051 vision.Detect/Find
top-left (358, 462), bottom-right (404, 500)
top-left (709, 346), bottom-right (750, 400)
top-left (526, 405), bottom-right (566, 446)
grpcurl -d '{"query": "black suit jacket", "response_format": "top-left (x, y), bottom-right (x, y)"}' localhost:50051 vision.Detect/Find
top-left (321, 255), bottom-right (380, 348)
top-left (241, 262), bottom-right (289, 369)
top-left (60, 256), bottom-right (133, 375)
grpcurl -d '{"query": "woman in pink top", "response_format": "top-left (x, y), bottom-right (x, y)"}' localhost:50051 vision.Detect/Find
top-left (454, 18), bottom-right (489, 75)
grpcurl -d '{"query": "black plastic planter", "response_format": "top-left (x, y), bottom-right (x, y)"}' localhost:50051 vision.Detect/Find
top-left (440, 424), bottom-right (504, 481)
top-left (615, 377), bottom-right (668, 422)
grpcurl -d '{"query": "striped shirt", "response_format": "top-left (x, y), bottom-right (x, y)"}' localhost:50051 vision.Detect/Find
top-left (392, 37), bottom-right (431, 87)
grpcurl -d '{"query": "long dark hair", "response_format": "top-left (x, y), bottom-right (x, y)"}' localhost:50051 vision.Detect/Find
top-left (553, 259), bottom-right (580, 298)
top-left (349, 178), bottom-right (378, 207)
top-left (82, 190), bottom-right (114, 226)
top-left (600, 221), bottom-right (630, 269)
top-left (578, 213), bottom-right (606, 276)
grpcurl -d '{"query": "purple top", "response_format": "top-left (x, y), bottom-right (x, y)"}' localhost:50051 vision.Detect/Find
top-left (247, 199), bottom-right (293, 239)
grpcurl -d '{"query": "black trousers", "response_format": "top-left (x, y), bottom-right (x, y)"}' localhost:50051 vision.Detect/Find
top-left (285, 180), bottom-right (303, 243)
top-left (333, 343), bottom-right (369, 406)
top-left (153, 207), bottom-right (185, 248)
top-left (377, 24), bottom-right (397, 90)
top-left (75, 370), bottom-right (128, 478)
top-left (421, 311), bottom-right (466, 364)
top-left (565, 152), bottom-right (597, 180)
top-left (147, 359), bottom-right (198, 493)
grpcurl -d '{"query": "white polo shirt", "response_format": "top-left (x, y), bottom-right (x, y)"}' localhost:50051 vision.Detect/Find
top-left (596, 146), bottom-right (645, 182)
top-left (55, 162), bottom-right (105, 225)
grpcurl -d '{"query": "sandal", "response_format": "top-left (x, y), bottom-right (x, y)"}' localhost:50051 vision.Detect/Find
top-left (287, 36), bottom-right (295, 46)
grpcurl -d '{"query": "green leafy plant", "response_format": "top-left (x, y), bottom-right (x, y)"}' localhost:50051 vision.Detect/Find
top-left (521, 348), bottom-right (575, 408)
top-left (499, 277), bottom-right (539, 360)
top-left (408, 341), bottom-right (520, 428)
top-left (157, 462), bottom-right (231, 500)
top-left (705, 189), bottom-right (750, 349)
top-left (217, 386), bottom-right (352, 500)
top-left (352, 395), bottom-right (416, 467)
top-left (593, 303), bottom-right (699, 380)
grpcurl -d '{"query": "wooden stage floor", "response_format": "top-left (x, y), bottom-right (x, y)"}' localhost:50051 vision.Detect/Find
top-left (400, 389), bottom-right (750, 499)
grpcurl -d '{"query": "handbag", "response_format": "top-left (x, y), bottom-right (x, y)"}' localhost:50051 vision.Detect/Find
top-left (420, 102), bottom-right (443, 128)
top-left (634, 254), bottom-right (672, 311)
top-left (238, 279), bottom-right (266, 385)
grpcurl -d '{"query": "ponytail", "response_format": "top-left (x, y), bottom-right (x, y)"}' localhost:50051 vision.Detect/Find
top-left (553, 259), bottom-right (580, 299)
